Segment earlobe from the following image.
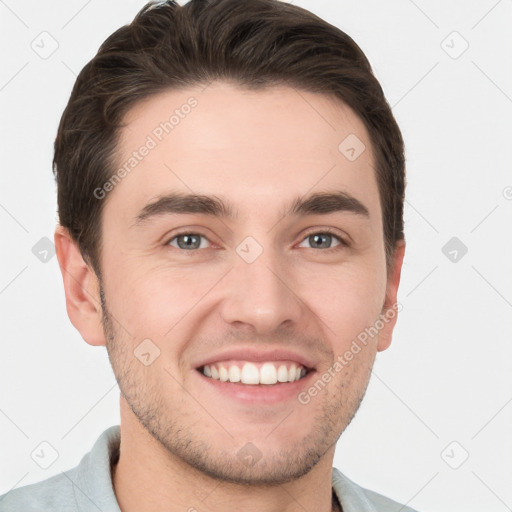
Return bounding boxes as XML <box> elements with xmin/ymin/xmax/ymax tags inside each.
<box><xmin>377</xmin><ymin>239</ymin><xmax>406</xmax><ymax>352</ymax></box>
<box><xmin>54</xmin><ymin>225</ymin><xmax>106</xmax><ymax>347</ymax></box>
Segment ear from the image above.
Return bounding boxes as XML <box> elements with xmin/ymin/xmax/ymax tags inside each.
<box><xmin>54</xmin><ymin>225</ymin><xmax>106</xmax><ymax>346</ymax></box>
<box><xmin>377</xmin><ymin>239</ymin><xmax>406</xmax><ymax>352</ymax></box>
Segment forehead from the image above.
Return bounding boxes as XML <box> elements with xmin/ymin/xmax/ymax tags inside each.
<box><xmin>107</xmin><ymin>82</ymin><xmax>380</xmax><ymax>225</ymax></box>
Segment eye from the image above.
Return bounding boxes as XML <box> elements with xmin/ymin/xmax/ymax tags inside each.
<box><xmin>165</xmin><ymin>229</ymin><xmax>349</xmax><ymax>252</ymax></box>
<box><xmin>297</xmin><ymin>230</ymin><xmax>348</xmax><ymax>251</ymax></box>
<box><xmin>167</xmin><ymin>233</ymin><xmax>211</xmax><ymax>250</ymax></box>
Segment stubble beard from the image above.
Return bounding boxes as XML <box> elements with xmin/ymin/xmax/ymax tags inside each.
<box><xmin>99</xmin><ymin>281</ymin><xmax>373</xmax><ymax>486</ymax></box>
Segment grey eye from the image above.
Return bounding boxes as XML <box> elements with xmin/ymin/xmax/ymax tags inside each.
<box><xmin>169</xmin><ymin>233</ymin><xmax>209</xmax><ymax>250</ymax></box>
<box><xmin>298</xmin><ymin>233</ymin><xmax>342</xmax><ymax>249</ymax></box>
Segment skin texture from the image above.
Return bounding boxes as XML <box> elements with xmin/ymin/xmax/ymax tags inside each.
<box><xmin>55</xmin><ymin>81</ymin><xmax>405</xmax><ymax>512</ymax></box>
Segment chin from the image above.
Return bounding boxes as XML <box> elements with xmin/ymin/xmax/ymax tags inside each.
<box><xmin>180</xmin><ymin>446</ymin><xmax>325</xmax><ymax>486</ymax></box>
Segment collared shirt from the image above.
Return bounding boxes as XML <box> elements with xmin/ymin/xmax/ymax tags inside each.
<box><xmin>0</xmin><ymin>425</ymin><xmax>419</xmax><ymax>512</ymax></box>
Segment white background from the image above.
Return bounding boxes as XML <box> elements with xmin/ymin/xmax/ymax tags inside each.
<box><xmin>1</xmin><ymin>1</ymin><xmax>511</xmax><ymax>511</ymax></box>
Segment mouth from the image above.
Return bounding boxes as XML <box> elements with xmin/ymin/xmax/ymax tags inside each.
<box><xmin>192</xmin><ymin>348</ymin><xmax>318</xmax><ymax>403</ymax></box>
<box><xmin>198</xmin><ymin>360</ymin><xmax>311</xmax><ymax>385</ymax></box>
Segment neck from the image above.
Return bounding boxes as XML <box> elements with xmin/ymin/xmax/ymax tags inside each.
<box><xmin>112</xmin><ymin>406</ymin><xmax>339</xmax><ymax>512</ymax></box>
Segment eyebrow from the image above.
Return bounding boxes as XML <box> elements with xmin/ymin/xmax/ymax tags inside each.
<box><xmin>132</xmin><ymin>190</ymin><xmax>370</xmax><ymax>226</ymax></box>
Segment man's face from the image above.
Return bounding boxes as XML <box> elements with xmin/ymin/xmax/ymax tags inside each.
<box><xmin>97</xmin><ymin>82</ymin><xmax>402</xmax><ymax>484</ymax></box>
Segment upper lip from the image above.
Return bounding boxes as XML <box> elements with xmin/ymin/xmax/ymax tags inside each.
<box><xmin>193</xmin><ymin>347</ymin><xmax>317</xmax><ymax>371</ymax></box>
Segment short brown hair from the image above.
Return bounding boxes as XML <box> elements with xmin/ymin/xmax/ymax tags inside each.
<box><xmin>53</xmin><ymin>0</ymin><xmax>405</xmax><ymax>278</ymax></box>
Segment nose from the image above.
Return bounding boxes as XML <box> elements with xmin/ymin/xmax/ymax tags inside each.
<box><xmin>219</xmin><ymin>243</ymin><xmax>304</xmax><ymax>335</ymax></box>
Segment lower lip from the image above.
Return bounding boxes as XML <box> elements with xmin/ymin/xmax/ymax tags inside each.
<box><xmin>196</xmin><ymin>370</ymin><xmax>316</xmax><ymax>404</ymax></box>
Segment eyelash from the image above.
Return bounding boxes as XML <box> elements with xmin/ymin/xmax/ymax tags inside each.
<box><xmin>165</xmin><ymin>228</ymin><xmax>350</xmax><ymax>254</ymax></box>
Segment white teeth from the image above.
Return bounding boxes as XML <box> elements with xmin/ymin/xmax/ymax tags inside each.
<box><xmin>277</xmin><ymin>364</ymin><xmax>288</xmax><ymax>382</ymax></box>
<box><xmin>219</xmin><ymin>366</ymin><xmax>229</xmax><ymax>382</ymax></box>
<box><xmin>228</xmin><ymin>365</ymin><xmax>241</xmax><ymax>383</ymax></box>
<box><xmin>201</xmin><ymin>361</ymin><xmax>308</xmax><ymax>385</ymax></box>
<box><xmin>260</xmin><ymin>363</ymin><xmax>277</xmax><ymax>385</ymax></box>
<box><xmin>241</xmin><ymin>362</ymin><xmax>260</xmax><ymax>384</ymax></box>
<box><xmin>288</xmin><ymin>364</ymin><xmax>297</xmax><ymax>382</ymax></box>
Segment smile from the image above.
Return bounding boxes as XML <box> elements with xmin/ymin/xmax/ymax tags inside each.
<box><xmin>200</xmin><ymin>361</ymin><xmax>309</xmax><ymax>385</ymax></box>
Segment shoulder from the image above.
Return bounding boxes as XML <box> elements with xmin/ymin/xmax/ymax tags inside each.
<box><xmin>0</xmin><ymin>470</ymin><xmax>78</xmax><ymax>512</ymax></box>
<box><xmin>0</xmin><ymin>425</ymin><xmax>121</xmax><ymax>512</ymax></box>
<box><xmin>332</xmin><ymin>467</ymin><xmax>420</xmax><ymax>512</ymax></box>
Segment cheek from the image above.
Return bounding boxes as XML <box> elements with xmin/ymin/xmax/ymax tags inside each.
<box><xmin>106</xmin><ymin>262</ymin><xmax>219</xmax><ymax>340</ymax></box>
<box><xmin>104</xmin><ymin>240</ymin><xmax>387</xmax><ymax>347</ymax></box>
<box><xmin>303</xmin><ymin>261</ymin><xmax>386</xmax><ymax>345</ymax></box>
